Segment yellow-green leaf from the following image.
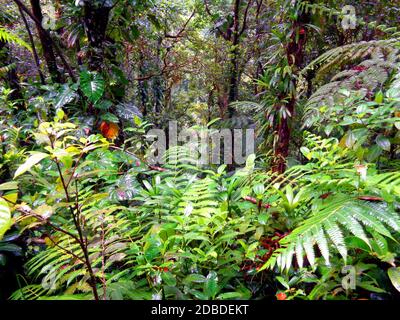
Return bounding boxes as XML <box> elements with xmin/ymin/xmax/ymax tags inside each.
<box><xmin>388</xmin><ymin>267</ymin><xmax>400</xmax><ymax>292</ymax></box>
<box><xmin>14</xmin><ymin>152</ymin><xmax>50</xmax><ymax>178</ymax></box>
<box><xmin>0</xmin><ymin>197</ymin><xmax>12</xmax><ymax>240</ymax></box>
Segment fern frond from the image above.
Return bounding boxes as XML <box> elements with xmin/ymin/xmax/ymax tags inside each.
<box><xmin>0</xmin><ymin>62</ymin><xmax>16</xmax><ymax>76</ymax></box>
<box><xmin>302</xmin><ymin>43</ymin><xmax>400</xmax><ymax>128</ymax></box>
<box><xmin>264</xmin><ymin>194</ymin><xmax>400</xmax><ymax>271</ymax></box>
<box><xmin>0</xmin><ymin>27</ymin><xmax>31</xmax><ymax>51</ymax></box>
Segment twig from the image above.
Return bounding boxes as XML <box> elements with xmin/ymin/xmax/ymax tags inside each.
<box><xmin>239</xmin><ymin>0</ymin><xmax>253</xmax><ymax>37</ymax></box>
<box><xmin>12</xmin><ymin>0</ymin><xmax>76</xmax><ymax>82</ymax></box>
<box><xmin>17</xmin><ymin>4</ymin><xmax>46</xmax><ymax>84</ymax></box>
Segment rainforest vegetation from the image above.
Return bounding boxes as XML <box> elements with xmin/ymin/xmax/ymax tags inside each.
<box><xmin>1</xmin><ymin>0</ymin><xmax>400</xmax><ymax>301</ymax></box>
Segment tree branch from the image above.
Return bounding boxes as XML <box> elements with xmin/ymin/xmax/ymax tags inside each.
<box><xmin>17</xmin><ymin>4</ymin><xmax>46</xmax><ymax>84</ymax></box>
<box><xmin>12</xmin><ymin>0</ymin><xmax>76</xmax><ymax>82</ymax></box>
<box><xmin>165</xmin><ymin>10</ymin><xmax>195</xmax><ymax>39</ymax></box>
<box><xmin>239</xmin><ymin>0</ymin><xmax>253</xmax><ymax>37</ymax></box>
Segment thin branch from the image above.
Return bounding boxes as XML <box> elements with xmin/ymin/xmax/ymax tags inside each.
<box><xmin>13</xmin><ymin>204</ymin><xmax>81</xmax><ymax>244</ymax></box>
<box><xmin>164</xmin><ymin>10</ymin><xmax>195</xmax><ymax>39</ymax></box>
<box><xmin>12</xmin><ymin>0</ymin><xmax>76</xmax><ymax>82</ymax></box>
<box><xmin>17</xmin><ymin>4</ymin><xmax>46</xmax><ymax>84</ymax></box>
<box><xmin>239</xmin><ymin>0</ymin><xmax>253</xmax><ymax>37</ymax></box>
<box><xmin>45</xmin><ymin>235</ymin><xmax>84</xmax><ymax>263</ymax></box>
<box><xmin>49</xmin><ymin>134</ymin><xmax>99</xmax><ymax>300</ymax></box>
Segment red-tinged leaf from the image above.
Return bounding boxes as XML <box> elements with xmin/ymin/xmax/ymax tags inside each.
<box><xmin>357</xmin><ymin>196</ymin><xmax>384</xmax><ymax>202</ymax></box>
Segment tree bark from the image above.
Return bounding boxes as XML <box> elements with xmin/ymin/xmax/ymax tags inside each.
<box><xmin>205</xmin><ymin>0</ymin><xmax>252</xmax><ymax>119</ymax></box>
<box><xmin>83</xmin><ymin>2</ymin><xmax>111</xmax><ymax>72</ymax></box>
<box><xmin>138</xmin><ymin>52</ymin><xmax>149</xmax><ymax>116</ymax></box>
<box><xmin>227</xmin><ymin>0</ymin><xmax>241</xmax><ymax>116</ymax></box>
<box><xmin>30</xmin><ymin>0</ymin><xmax>62</xmax><ymax>83</ymax></box>
<box><xmin>272</xmin><ymin>2</ymin><xmax>310</xmax><ymax>174</ymax></box>
<box><xmin>18</xmin><ymin>4</ymin><xmax>46</xmax><ymax>84</ymax></box>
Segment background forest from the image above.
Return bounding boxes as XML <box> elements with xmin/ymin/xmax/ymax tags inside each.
<box><xmin>1</xmin><ymin>0</ymin><xmax>400</xmax><ymax>300</ymax></box>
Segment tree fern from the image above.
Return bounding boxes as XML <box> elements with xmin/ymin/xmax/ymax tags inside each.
<box><xmin>302</xmin><ymin>42</ymin><xmax>400</xmax><ymax>127</ymax></box>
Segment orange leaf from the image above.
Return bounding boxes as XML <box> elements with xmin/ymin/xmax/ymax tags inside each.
<box><xmin>99</xmin><ymin>121</ymin><xmax>119</xmax><ymax>140</ymax></box>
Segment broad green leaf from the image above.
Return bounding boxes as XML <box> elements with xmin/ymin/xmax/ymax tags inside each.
<box><xmin>0</xmin><ymin>181</ymin><xmax>18</xmax><ymax>191</ymax></box>
<box><xmin>324</xmin><ymin>124</ymin><xmax>334</xmax><ymax>136</ymax></box>
<box><xmin>14</xmin><ymin>152</ymin><xmax>50</xmax><ymax>178</ymax></box>
<box><xmin>375</xmin><ymin>91</ymin><xmax>384</xmax><ymax>103</ymax></box>
<box><xmin>340</xmin><ymin>116</ymin><xmax>355</xmax><ymax>126</ymax></box>
<box><xmin>258</xmin><ymin>213</ymin><xmax>269</xmax><ymax>225</ymax></box>
<box><xmin>388</xmin><ymin>267</ymin><xmax>400</xmax><ymax>292</ymax></box>
<box><xmin>300</xmin><ymin>146</ymin><xmax>312</xmax><ymax>160</ymax></box>
<box><xmin>80</xmin><ymin>71</ymin><xmax>105</xmax><ymax>103</ymax></box>
<box><xmin>54</xmin><ymin>84</ymin><xmax>77</xmax><ymax>109</ymax></box>
<box><xmin>204</xmin><ymin>271</ymin><xmax>218</xmax><ymax>299</ymax></box>
<box><xmin>217</xmin><ymin>292</ymin><xmax>243</xmax><ymax>300</ymax></box>
<box><xmin>0</xmin><ymin>198</ymin><xmax>12</xmax><ymax>240</ymax></box>
<box><xmin>345</xmin><ymin>130</ymin><xmax>356</xmax><ymax>148</ymax></box>
<box><xmin>2</xmin><ymin>193</ymin><xmax>18</xmax><ymax>206</ymax></box>
<box><xmin>376</xmin><ymin>134</ymin><xmax>391</xmax><ymax>151</ymax></box>
<box><xmin>183</xmin><ymin>274</ymin><xmax>206</xmax><ymax>284</ymax></box>
<box><xmin>357</xmin><ymin>282</ymin><xmax>386</xmax><ymax>293</ymax></box>
<box><xmin>161</xmin><ymin>272</ymin><xmax>176</xmax><ymax>286</ymax></box>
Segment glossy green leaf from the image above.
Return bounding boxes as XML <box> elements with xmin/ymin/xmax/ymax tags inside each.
<box><xmin>0</xmin><ymin>198</ymin><xmax>12</xmax><ymax>240</ymax></box>
<box><xmin>14</xmin><ymin>152</ymin><xmax>49</xmax><ymax>178</ymax></box>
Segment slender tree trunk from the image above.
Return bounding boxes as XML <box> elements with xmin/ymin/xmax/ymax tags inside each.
<box><xmin>273</xmin><ymin>2</ymin><xmax>310</xmax><ymax>173</ymax></box>
<box><xmin>18</xmin><ymin>4</ymin><xmax>45</xmax><ymax>84</ymax></box>
<box><xmin>83</xmin><ymin>2</ymin><xmax>111</xmax><ymax>72</ymax></box>
<box><xmin>254</xmin><ymin>1</ymin><xmax>264</xmax><ymax>95</ymax></box>
<box><xmin>30</xmin><ymin>0</ymin><xmax>62</xmax><ymax>83</ymax></box>
<box><xmin>138</xmin><ymin>52</ymin><xmax>149</xmax><ymax>116</ymax></box>
<box><xmin>152</xmin><ymin>38</ymin><xmax>164</xmax><ymax>117</ymax></box>
<box><xmin>227</xmin><ymin>0</ymin><xmax>241</xmax><ymax>117</ymax></box>
<box><xmin>207</xmin><ymin>89</ymin><xmax>214</xmax><ymax>123</ymax></box>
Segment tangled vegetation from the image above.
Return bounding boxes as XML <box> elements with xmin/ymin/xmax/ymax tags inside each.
<box><xmin>1</xmin><ymin>0</ymin><xmax>400</xmax><ymax>301</ymax></box>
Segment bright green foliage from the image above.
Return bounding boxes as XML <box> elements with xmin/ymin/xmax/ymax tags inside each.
<box><xmin>2</xmin><ymin>0</ymin><xmax>400</xmax><ymax>302</ymax></box>
<box><xmin>0</xmin><ymin>27</ymin><xmax>31</xmax><ymax>51</ymax></box>
<box><xmin>267</xmin><ymin>194</ymin><xmax>400</xmax><ymax>271</ymax></box>
<box><xmin>0</xmin><ymin>197</ymin><xmax>11</xmax><ymax>240</ymax></box>
<box><xmin>80</xmin><ymin>71</ymin><xmax>105</xmax><ymax>104</ymax></box>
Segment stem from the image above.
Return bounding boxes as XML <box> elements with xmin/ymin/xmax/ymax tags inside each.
<box><xmin>100</xmin><ymin>212</ymin><xmax>107</xmax><ymax>300</ymax></box>
<box><xmin>17</xmin><ymin>4</ymin><xmax>46</xmax><ymax>84</ymax></box>
<box><xmin>12</xmin><ymin>0</ymin><xmax>76</xmax><ymax>81</ymax></box>
<box><xmin>52</xmin><ymin>151</ymin><xmax>99</xmax><ymax>300</ymax></box>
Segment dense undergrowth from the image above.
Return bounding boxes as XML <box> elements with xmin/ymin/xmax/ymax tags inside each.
<box><xmin>1</xmin><ymin>0</ymin><xmax>400</xmax><ymax>301</ymax></box>
<box><xmin>2</xmin><ymin>107</ymin><xmax>400</xmax><ymax>300</ymax></box>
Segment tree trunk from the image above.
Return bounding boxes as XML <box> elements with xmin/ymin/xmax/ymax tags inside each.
<box><xmin>138</xmin><ymin>52</ymin><xmax>149</xmax><ymax>116</ymax></box>
<box><xmin>227</xmin><ymin>0</ymin><xmax>241</xmax><ymax>117</ymax></box>
<box><xmin>272</xmin><ymin>2</ymin><xmax>310</xmax><ymax>173</ymax></box>
<box><xmin>18</xmin><ymin>4</ymin><xmax>45</xmax><ymax>84</ymax></box>
<box><xmin>30</xmin><ymin>0</ymin><xmax>62</xmax><ymax>83</ymax></box>
<box><xmin>83</xmin><ymin>2</ymin><xmax>111</xmax><ymax>72</ymax></box>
